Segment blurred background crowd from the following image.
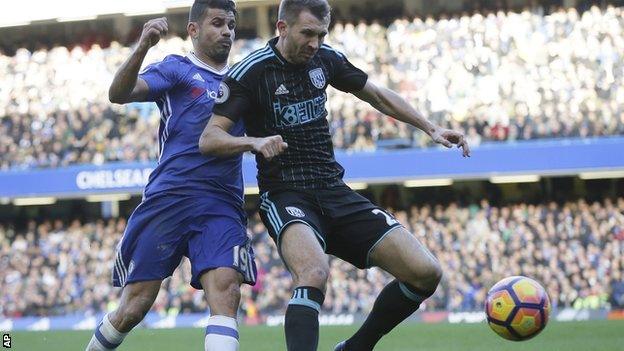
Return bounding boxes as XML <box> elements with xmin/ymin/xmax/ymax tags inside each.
<box><xmin>2</xmin><ymin>6</ymin><xmax>624</xmax><ymax>169</ymax></box>
<box><xmin>2</xmin><ymin>197</ymin><xmax>623</xmax><ymax>318</ymax></box>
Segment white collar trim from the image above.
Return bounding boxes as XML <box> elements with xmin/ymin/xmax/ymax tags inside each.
<box><xmin>187</xmin><ymin>52</ymin><xmax>229</xmax><ymax>75</ymax></box>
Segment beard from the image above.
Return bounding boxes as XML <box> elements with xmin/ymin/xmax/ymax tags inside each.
<box><xmin>286</xmin><ymin>39</ymin><xmax>313</xmax><ymax>65</ymax></box>
<box><xmin>208</xmin><ymin>45</ymin><xmax>231</xmax><ymax>64</ymax></box>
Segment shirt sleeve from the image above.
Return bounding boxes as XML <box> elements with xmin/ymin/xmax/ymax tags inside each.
<box><xmin>212</xmin><ymin>76</ymin><xmax>253</xmax><ymax>122</ymax></box>
<box><xmin>327</xmin><ymin>50</ymin><xmax>369</xmax><ymax>93</ymax></box>
<box><xmin>138</xmin><ymin>57</ymin><xmax>180</xmax><ymax>101</ymax></box>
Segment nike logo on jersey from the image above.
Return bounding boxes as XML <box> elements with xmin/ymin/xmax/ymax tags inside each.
<box><xmin>275</xmin><ymin>84</ymin><xmax>290</xmax><ymax>95</ymax></box>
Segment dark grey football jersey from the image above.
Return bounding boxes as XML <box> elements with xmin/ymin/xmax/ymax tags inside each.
<box><xmin>213</xmin><ymin>37</ymin><xmax>368</xmax><ymax>191</ymax></box>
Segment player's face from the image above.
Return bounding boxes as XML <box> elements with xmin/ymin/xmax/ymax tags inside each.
<box><xmin>189</xmin><ymin>8</ymin><xmax>236</xmax><ymax>63</ymax></box>
<box><xmin>282</xmin><ymin>10</ymin><xmax>329</xmax><ymax>64</ymax></box>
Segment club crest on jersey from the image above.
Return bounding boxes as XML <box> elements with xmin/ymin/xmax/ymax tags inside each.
<box><xmin>309</xmin><ymin>68</ymin><xmax>326</xmax><ymax>89</ymax></box>
<box><xmin>286</xmin><ymin>206</ymin><xmax>306</xmax><ymax>218</ymax></box>
<box><xmin>215</xmin><ymin>81</ymin><xmax>230</xmax><ymax>104</ymax></box>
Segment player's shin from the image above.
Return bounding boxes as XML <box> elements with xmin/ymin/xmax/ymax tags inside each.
<box><xmin>285</xmin><ymin>286</ymin><xmax>325</xmax><ymax>351</ymax></box>
<box><xmin>205</xmin><ymin>315</ymin><xmax>240</xmax><ymax>351</ymax></box>
<box><xmin>85</xmin><ymin>314</ymin><xmax>128</xmax><ymax>351</ymax></box>
<box><xmin>344</xmin><ymin>280</ymin><xmax>434</xmax><ymax>351</ymax></box>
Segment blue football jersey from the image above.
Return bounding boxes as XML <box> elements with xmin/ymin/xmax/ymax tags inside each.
<box><xmin>139</xmin><ymin>53</ymin><xmax>245</xmax><ymax>211</ymax></box>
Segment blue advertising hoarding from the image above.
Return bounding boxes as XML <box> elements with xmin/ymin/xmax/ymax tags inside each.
<box><xmin>0</xmin><ymin>137</ymin><xmax>623</xmax><ymax>199</ymax></box>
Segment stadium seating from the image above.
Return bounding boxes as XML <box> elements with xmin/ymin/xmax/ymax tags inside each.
<box><xmin>2</xmin><ymin>198</ymin><xmax>622</xmax><ymax>318</ymax></box>
<box><xmin>1</xmin><ymin>6</ymin><xmax>623</xmax><ymax>170</ymax></box>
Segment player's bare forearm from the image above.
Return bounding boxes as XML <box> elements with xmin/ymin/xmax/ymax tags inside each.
<box><xmin>108</xmin><ymin>45</ymin><xmax>150</xmax><ymax>104</ymax></box>
<box><xmin>354</xmin><ymin>80</ymin><xmax>470</xmax><ymax>156</ymax></box>
<box><xmin>354</xmin><ymin>80</ymin><xmax>436</xmax><ymax>136</ymax></box>
<box><xmin>199</xmin><ymin>115</ymin><xmax>288</xmax><ymax>159</ymax></box>
<box><xmin>199</xmin><ymin>123</ymin><xmax>257</xmax><ymax>157</ymax></box>
<box><xmin>109</xmin><ymin>17</ymin><xmax>168</xmax><ymax>104</ymax></box>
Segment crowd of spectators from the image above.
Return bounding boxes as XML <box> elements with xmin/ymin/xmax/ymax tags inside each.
<box><xmin>327</xmin><ymin>5</ymin><xmax>624</xmax><ymax>150</ymax></box>
<box><xmin>1</xmin><ymin>6</ymin><xmax>624</xmax><ymax>170</ymax></box>
<box><xmin>1</xmin><ymin>197</ymin><xmax>623</xmax><ymax>319</ymax></box>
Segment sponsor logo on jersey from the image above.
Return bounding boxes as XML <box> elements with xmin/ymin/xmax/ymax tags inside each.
<box><xmin>272</xmin><ymin>93</ymin><xmax>327</xmax><ymax>127</ymax></box>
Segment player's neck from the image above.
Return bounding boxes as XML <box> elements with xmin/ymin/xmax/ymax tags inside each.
<box><xmin>275</xmin><ymin>38</ymin><xmax>295</xmax><ymax>64</ymax></box>
<box><xmin>192</xmin><ymin>49</ymin><xmax>227</xmax><ymax>71</ymax></box>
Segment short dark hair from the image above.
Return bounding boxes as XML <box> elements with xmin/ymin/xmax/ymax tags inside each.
<box><xmin>278</xmin><ymin>0</ymin><xmax>331</xmax><ymax>24</ymax></box>
<box><xmin>189</xmin><ymin>0</ymin><xmax>237</xmax><ymax>23</ymax></box>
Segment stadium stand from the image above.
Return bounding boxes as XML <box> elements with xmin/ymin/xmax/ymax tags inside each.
<box><xmin>1</xmin><ymin>6</ymin><xmax>624</xmax><ymax>170</ymax></box>
<box><xmin>2</xmin><ymin>198</ymin><xmax>622</xmax><ymax>318</ymax></box>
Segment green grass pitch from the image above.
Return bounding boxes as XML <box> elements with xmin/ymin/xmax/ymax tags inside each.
<box><xmin>8</xmin><ymin>320</ymin><xmax>624</xmax><ymax>351</ymax></box>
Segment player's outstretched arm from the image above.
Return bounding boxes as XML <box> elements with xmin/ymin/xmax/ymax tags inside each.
<box><xmin>199</xmin><ymin>115</ymin><xmax>288</xmax><ymax>160</ymax></box>
<box><xmin>353</xmin><ymin>80</ymin><xmax>470</xmax><ymax>157</ymax></box>
<box><xmin>109</xmin><ymin>17</ymin><xmax>168</xmax><ymax>104</ymax></box>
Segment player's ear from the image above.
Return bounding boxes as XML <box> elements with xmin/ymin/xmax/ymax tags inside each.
<box><xmin>187</xmin><ymin>22</ymin><xmax>199</xmax><ymax>40</ymax></box>
<box><xmin>276</xmin><ymin>20</ymin><xmax>288</xmax><ymax>37</ymax></box>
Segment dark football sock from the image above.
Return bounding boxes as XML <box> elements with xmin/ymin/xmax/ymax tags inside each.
<box><xmin>345</xmin><ymin>280</ymin><xmax>433</xmax><ymax>351</ymax></box>
<box><xmin>285</xmin><ymin>286</ymin><xmax>325</xmax><ymax>351</ymax></box>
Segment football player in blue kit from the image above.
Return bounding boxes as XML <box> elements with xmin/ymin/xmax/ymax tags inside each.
<box><xmin>85</xmin><ymin>1</ymin><xmax>255</xmax><ymax>351</ymax></box>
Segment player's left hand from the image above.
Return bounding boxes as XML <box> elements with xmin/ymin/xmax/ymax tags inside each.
<box><xmin>431</xmin><ymin>127</ymin><xmax>471</xmax><ymax>157</ymax></box>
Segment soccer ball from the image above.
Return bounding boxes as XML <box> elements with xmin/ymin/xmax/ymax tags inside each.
<box><xmin>485</xmin><ymin>276</ymin><xmax>551</xmax><ymax>341</ymax></box>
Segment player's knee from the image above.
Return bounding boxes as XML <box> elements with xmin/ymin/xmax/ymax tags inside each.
<box><xmin>405</xmin><ymin>259</ymin><xmax>443</xmax><ymax>292</ymax></box>
<box><xmin>212</xmin><ymin>273</ymin><xmax>241</xmax><ymax>295</ymax></box>
<box><xmin>423</xmin><ymin>260</ymin><xmax>443</xmax><ymax>290</ymax></box>
<box><xmin>216</xmin><ymin>281</ymin><xmax>242</xmax><ymax>307</ymax></box>
<box><xmin>206</xmin><ymin>272</ymin><xmax>242</xmax><ymax>314</ymax></box>
<box><xmin>226</xmin><ymin>281</ymin><xmax>242</xmax><ymax>300</ymax></box>
<box><xmin>428</xmin><ymin>260</ymin><xmax>443</xmax><ymax>286</ymax></box>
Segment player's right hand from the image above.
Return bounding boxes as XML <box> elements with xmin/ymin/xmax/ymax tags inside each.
<box><xmin>139</xmin><ymin>17</ymin><xmax>168</xmax><ymax>50</ymax></box>
<box><xmin>252</xmin><ymin>135</ymin><xmax>288</xmax><ymax>161</ymax></box>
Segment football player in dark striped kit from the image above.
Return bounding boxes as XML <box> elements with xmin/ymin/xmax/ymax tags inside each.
<box><xmin>200</xmin><ymin>1</ymin><xmax>470</xmax><ymax>350</ymax></box>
